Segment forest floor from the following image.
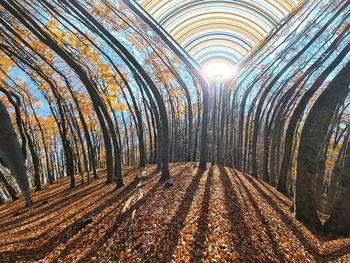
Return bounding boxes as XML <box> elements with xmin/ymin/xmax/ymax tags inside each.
<box><xmin>0</xmin><ymin>163</ymin><xmax>350</xmax><ymax>262</ymax></box>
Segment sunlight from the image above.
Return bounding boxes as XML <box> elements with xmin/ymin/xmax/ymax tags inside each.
<box><xmin>203</xmin><ymin>61</ymin><xmax>237</xmax><ymax>80</ymax></box>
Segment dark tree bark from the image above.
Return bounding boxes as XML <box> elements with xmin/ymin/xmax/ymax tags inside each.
<box><xmin>295</xmin><ymin>57</ymin><xmax>350</xmax><ymax>229</ymax></box>
<box><xmin>0</xmin><ymin>170</ymin><xmax>18</xmax><ymax>202</ymax></box>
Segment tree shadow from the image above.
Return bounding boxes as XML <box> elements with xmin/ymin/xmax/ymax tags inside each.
<box><xmin>53</xmin><ymin>168</ymin><xmax>162</xmax><ymax>261</ymax></box>
<box><xmin>151</xmin><ymin>167</ymin><xmax>206</xmax><ymax>262</ymax></box>
<box><xmin>78</xmin><ymin>171</ymin><xmax>163</xmax><ymax>262</ymax></box>
<box><xmin>0</xmin><ymin>182</ymin><xmax>120</xmax><ymax>246</ymax></box>
<box><xmin>0</xmin><ymin>167</ymin><xmax>135</xmax><ymax>220</ymax></box>
<box><xmin>123</xmin><ymin>166</ymin><xmax>142</xmax><ymax>177</ymax></box>
<box><xmin>0</xmin><ymin>171</ymin><xmax>146</xmax><ymax>262</ymax></box>
<box><xmin>1</xmin><ymin>167</ymin><xmax>142</xmax><ymax>234</ymax></box>
<box><xmin>245</xmin><ymin>172</ymin><xmax>292</xmax><ymax>207</ymax></box>
<box><xmin>218</xmin><ymin>165</ymin><xmax>258</xmax><ymax>259</ymax></box>
<box><xmin>0</xmin><ymin>180</ymin><xmax>107</xmax><ymax>232</ymax></box>
<box><xmin>0</xmin><ymin>176</ymin><xmax>72</xmax><ymax>221</ymax></box>
<box><xmin>241</xmin><ymin>172</ymin><xmax>350</xmax><ymax>261</ymax></box>
<box><xmin>232</xmin><ymin>169</ymin><xmax>286</xmax><ymax>260</ymax></box>
<box><xmin>99</xmin><ymin>163</ymin><xmax>205</xmax><ymax>262</ymax></box>
<box><xmin>189</xmin><ymin>164</ymin><xmax>214</xmax><ymax>261</ymax></box>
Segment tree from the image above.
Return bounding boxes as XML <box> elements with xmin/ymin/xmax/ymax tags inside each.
<box><xmin>0</xmin><ymin>98</ymin><xmax>32</xmax><ymax>206</ymax></box>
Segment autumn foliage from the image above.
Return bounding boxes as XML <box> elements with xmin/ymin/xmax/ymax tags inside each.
<box><xmin>1</xmin><ymin>0</ymin><xmax>350</xmax><ymax>262</ymax></box>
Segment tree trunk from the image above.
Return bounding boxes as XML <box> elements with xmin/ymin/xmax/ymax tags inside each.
<box><xmin>0</xmin><ymin>99</ymin><xmax>31</xmax><ymax>206</ymax></box>
<box><xmin>295</xmin><ymin>58</ymin><xmax>350</xmax><ymax>229</ymax></box>
<box><xmin>278</xmin><ymin>40</ymin><xmax>350</xmax><ymax>193</ymax></box>
<box><xmin>0</xmin><ymin>170</ymin><xmax>18</xmax><ymax>201</ymax></box>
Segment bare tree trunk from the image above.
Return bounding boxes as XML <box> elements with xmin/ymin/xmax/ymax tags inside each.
<box><xmin>0</xmin><ymin>170</ymin><xmax>18</xmax><ymax>201</ymax></box>
<box><xmin>0</xmin><ymin>99</ymin><xmax>31</xmax><ymax>206</ymax></box>
<box><xmin>295</xmin><ymin>58</ymin><xmax>350</xmax><ymax>229</ymax></box>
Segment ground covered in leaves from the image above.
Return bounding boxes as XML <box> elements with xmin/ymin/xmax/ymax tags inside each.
<box><xmin>0</xmin><ymin>163</ymin><xmax>350</xmax><ymax>262</ymax></box>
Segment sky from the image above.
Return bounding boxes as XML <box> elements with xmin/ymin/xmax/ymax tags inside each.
<box><xmin>138</xmin><ymin>0</ymin><xmax>302</xmax><ymax>67</ymax></box>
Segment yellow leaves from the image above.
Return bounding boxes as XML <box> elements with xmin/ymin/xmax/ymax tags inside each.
<box><xmin>155</xmin><ymin>69</ymin><xmax>173</xmax><ymax>85</ymax></box>
<box><xmin>56</xmin><ymin>30</ymin><xmax>66</xmax><ymax>45</ymax></box>
<box><xmin>29</xmin><ymin>115</ymin><xmax>37</xmax><ymax>125</ymax></box>
<box><xmin>47</xmin><ymin>19</ymin><xmax>59</xmax><ymax>31</ymax></box>
<box><xmin>104</xmin><ymin>78</ymin><xmax>119</xmax><ymax>91</ymax></box>
<box><xmin>47</xmin><ymin>19</ymin><xmax>66</xmax><ymax>45</ymax></box>
<box><xmin>101</xmin><ymin>92</ymin><xmax>125</xmax><ymax>112</ymax></box>
<box><xmin>0</xmin><ymin>53</ymin><xmax>15</xmax><ymax>76</ymax></box>
<box><xmin>110</xmin><ymin>85</ymin><xmax>121</xmax><ymax>93</ymax></box>
<box><xmin>89</xmin><ymin>51</ymin><xmax>100</xmax><ymax>62</ymax></box>
<box><xmin>99</xmin><ymin>68</ymin><xmax>125</xmax><ymax>92</ymax></box>
<box><xmin>99</xmin><ymin>63</ymin><xmax>110</xmax><ymax>73</ymax></box>
<box><xmin>14</xmin><ymin>25</ymin><xmax>31</xmax><ymax>40</ymax></box>
<box><xmin>81</xmin><ymin>104</ymin><xmax>93</xmax><ymax>117</ymax></box>
<box><xmin>67</xmin><ymin>33</ymin><xmax>77</xmax><ymax>47</ymax></box>
<box><xmin>229</xmin><ymin>85</ymin><xmax>237</xmax><ymax>91</ymax></box>
<box><xmin>102</xmin><ymin>71</ymin><xmax>114</xmax><ymax>80</ymax></box>
<box><xmin>45</xmin><ymin>115</ymin><xmax>56</xmax><ymax>128</ymax></box>
<box><xmin>46</xmin><ymin>53</ymin><xmax>54</xmax><ymax>64</ymax></box>
<box><xmin>81</xmin><ymin>44</ymin><xmax>92</xmax><ymax>58</ymax></box>
<box><xmin>111</xmin><ymin>101</ymin><xmax>125</xmax><ymax>112</ymax></box>
<box><xmin>75</xmin><ymin>92</ymin><xmax>86</xmax><ymax>102</ymax></box>
<box><xmin>37</xmin><ymin>82</ymin><xmax>50</xmax><ymax>91</ymax></box>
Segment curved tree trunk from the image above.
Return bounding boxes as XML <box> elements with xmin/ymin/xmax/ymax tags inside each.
<box><xmin>0</xmin><ymin>99</ymin><xmax>32</xmax><ymax>206</ymax></box>
<box><xmin>295</xmin><ymin>58</ymin><xmax>350</xmax><ymax>229</ymax></box>
<box><xmin>278</xmin><ymin>40</ymin><xmax>350</xmax><ymax>193</ymax></box>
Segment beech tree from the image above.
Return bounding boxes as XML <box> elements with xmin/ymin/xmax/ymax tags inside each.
<box><xmin>0</xmin><ymin>0</ymin><xmax>350</xmax><ymax>237</ymax></box>
<box><xmin>0</xmin><ymin>98</ymin><xmax>32</xmax><ymax>206</ymax></box>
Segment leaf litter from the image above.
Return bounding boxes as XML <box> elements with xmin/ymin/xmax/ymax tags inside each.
<box><xmin>0</xmin><ymin>163</ymin><xmax>349</xmax><ymax>262</ymax></box>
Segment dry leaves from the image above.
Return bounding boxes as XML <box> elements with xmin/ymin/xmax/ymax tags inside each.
<box><xmin>0</xmin><ymin>163</ymin><xmax>350</xmax><ymax>262</ymax></box>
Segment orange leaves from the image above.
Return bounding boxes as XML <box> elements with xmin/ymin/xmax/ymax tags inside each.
<box><xmin>67</xmin><ymin>33</ymin><xmax>77</xmax><ymax>47</ymax></box>
<box><xmin>74</xmin><ymin>91</ymin><xmax>86</xmax><ymax>102</ymax></box>
<box><xmin>127</xmin><ymin>32</ymin><xmax>147</xmax><ymax>52</ymax></box>
<box><xmin>0</xmin><ymin>53</ymin><xmax>15</xmax><ymax>77</ymax></box>
<box><xmin>0</xmin><ymin>165</ymin><xmax>143</xmax><ymax>261</ymax></box>
<box><xmin>168</xmin><ymin>88</ymin><xmax>184</xmax><ymax>97</ymax></box>
<box><xmin>109</xmin><ymin>85</ymin><xmax>121</xmax><ymax>93</ymax></box>
<box><xmin>101</xmin><ymin>70</ymin><xmax>113</xmax><ymax>81</ymax></box>
<box><xmin>147</xmin><ymin>51</ymin><xmax>159</xmax><ymax>61</ymax></box>
<box><xmin>88</xmin><ymin>50</ymin><xmax>100</xmax><ymax>62</ymax></box>
<box><xmin>100</xmin><ymin>92</ymin><xmax>124</xmax><ymax>112</ymax></box>
<box><xmin>80</xmin><ymin>44</ymin><xmax>91</xmax><ymax>57</ymax></box>
<box><xmin>155</xmin><ymin>69</ymin><xmax>173</xmax><ymax>85</ymax></box>
<box><xmin>47</xmin><ymin>19</ymin><xmax>66</xmax><ymax>45</ymax></box>
<box><xmin>91</xmin><ymin>3</ymin><xmax>108</xmax><ymax>18</ymax></box>
<box><xmin>326</xmin><ymin>159</ymin><xmax>335</xmax><ymax>170</ymax></box>
<box><xmin>44</xmin><ymin>115</ymin><xmax>56</xmax><ymax>129</ymax></box>
<box><xmin>112</xmin><ymin>21</ymin><xmax>129</xmax><ymax>31</ymax></box>
<box><xmin>111</xmin><ymin>101</ymin><xmax>125</xmax><ymax>112</ymax></box>
<box><xmin>37</xmin><ymin>82</ymin><xmax>50</xmax><ymax>91</ymax></box>
<box><xmin>1</xmin><ymin>164</ymin><xmax>350</xmax><ymax>261</ymax></box>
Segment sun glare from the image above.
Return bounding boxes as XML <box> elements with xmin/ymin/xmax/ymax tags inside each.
<box><xmin>203</xmin><ymin>61</ymin><xmax>237</xmax><ymax>80</ymax></box>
